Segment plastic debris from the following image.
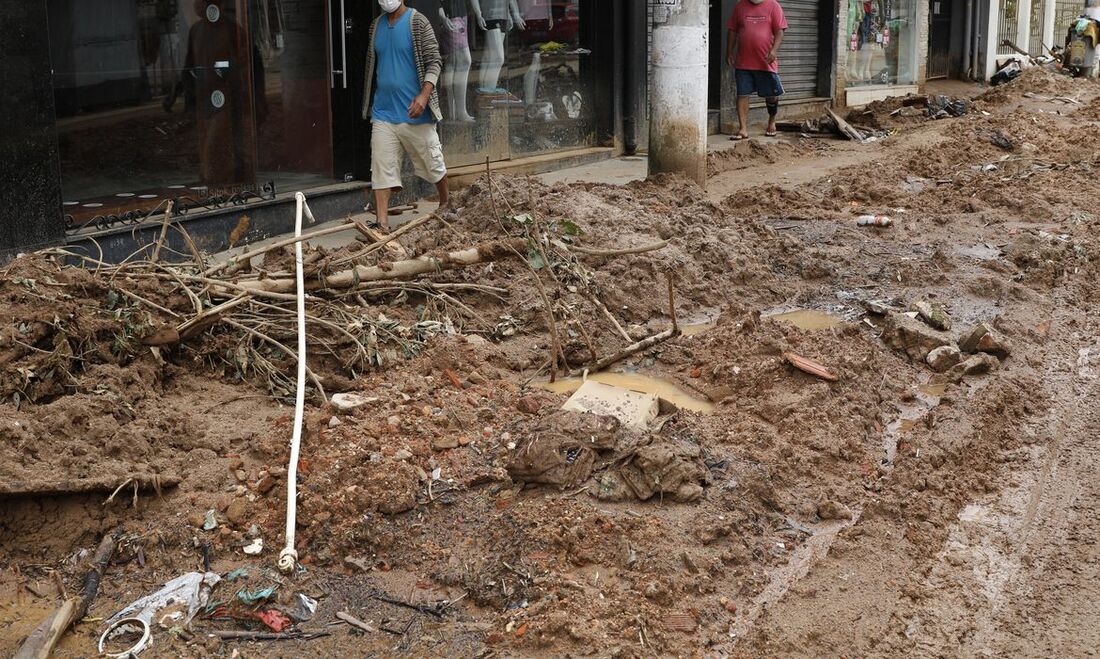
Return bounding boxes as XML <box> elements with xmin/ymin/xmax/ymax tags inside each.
<box><xmin>106</xmin><ymin>572</ymin><xmax>221</xmax><ymax>627</ymax></box>
<box><xmin>237</xmin><ymin>586</ymin><xmax>277</xmax><ymax>606</ymax></box>
<box><xmin>257</xmin><ymin>609</ymin><xmax>293</xmax><ymax>632</ymax></box>
<box><xmin>288</xmin><ymin>593</ymin><xmax>319</xmax><ymax>622</ymax></box>
<box><xmin>225</xmin><ymin>568</ymin><xmax>249</xmax><ymax>582</ymax></box>
<box><xmin>202</xmin><ymin>510</ymin><xmax>218</xmax><ymax>531</ymax></box>
<box><xmin>856</xmin><ymin>215</ymin><xmax>893</xmax><ymax>227</ymax></box>
<box><xmin>243</xmin><ymin>538</ymin><xmax>264</xmax><ymax>555</ymax></box>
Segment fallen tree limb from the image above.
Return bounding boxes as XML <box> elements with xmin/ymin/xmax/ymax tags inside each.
<box><xmin>582</xmin><ymin>327</ymin><xmax>680</xmax><ymax>374</ymax></box>
<box><xmin>236</xmin><ymin>238</ymin><xmax>526</xmax><ymax>295</ymax></box>
<box><xmin>587</xmin><ymin>294</ymin><xmax>633</xmax><ymax>343</ymax></box>
<box><xmin>14</xmin><ymin>531</ymin><xmax>118</xmax><ymax>659</ymax></box>
<box><xmin>0</xmin><ymin>474</ymin><xmax>180</xmax><ymax>497</ymax></box>
<box><xmin>329</xmin><ymin>214</ymin><xmax>438</xmax><ymax>267</ymax></box>
<box><xmin>570</xmin><ymin>240</ymin><xmax>670</xmax><ymax>257</ymax></box>
<box><xmin>211</xmin><ymin>631</ymin><xmax>331</xmax><ymax>641</ymax></box>
<box><xmin>203</xmin><ymin>220</ymin><xmax>356</xmax><ymax>277</ymax></box>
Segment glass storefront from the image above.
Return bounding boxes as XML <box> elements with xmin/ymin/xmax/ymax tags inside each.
<box><xmin>47</xmin><ymin>1</ymin><xmax>597</xmax><ymax>229</ymax></box>
<box><xmin>844</xmin><ymin>0</ymin><xmax>920</xmax><ymax>87</ymax></box>
<box><xmin>48</xmin><ymin>0</ymin><xmax>338</xmax><ymax>229</ymax></box>
<box><xmin>407</xmin><ymin>0</ymin><xmax>595</xmax><ymax>166</ymax></box>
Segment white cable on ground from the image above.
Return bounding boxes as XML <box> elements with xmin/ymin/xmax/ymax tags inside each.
<box><xmin>279</xmin><ymin>192</ymin><xmax>315</xmax><ymax>574</ymax></box>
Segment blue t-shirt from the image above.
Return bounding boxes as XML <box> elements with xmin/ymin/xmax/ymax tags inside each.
<box><xmin>373</xmin><ymin>10</ymin><xmax>434</xmax><ymax>124</ymax></box>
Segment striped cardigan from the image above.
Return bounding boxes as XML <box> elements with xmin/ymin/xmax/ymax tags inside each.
<box><xmin>361</xmin><ymin>8</ymin><xmax>444</xmax><ymax>122</ymax></box>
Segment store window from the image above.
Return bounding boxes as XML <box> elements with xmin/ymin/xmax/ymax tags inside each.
<box><xmin>407</xmin><ymin>0</ymin><xmax>594</xmax><ymax>166</ymax></box>
<box><xmin>47</xmin><ymin>0</ymin><xmax>337</xmax><ymax>230</ymax></box>
<box><xmin>844</xmin><ymin>0</ymin><xmax>920</xmax><ymax>87</ymax></box>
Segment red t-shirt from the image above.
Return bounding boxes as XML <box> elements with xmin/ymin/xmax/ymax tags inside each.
<box><xmin>727</xmin><ymin>0</ymin><xmax>788</xmax><ymax>73</ymax></box>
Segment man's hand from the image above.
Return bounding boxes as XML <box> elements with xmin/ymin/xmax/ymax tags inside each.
<box><xmin>727</xmin><ymin>52</ymin><xmax>736</xmax><ymax>68</ymax></box>
<box><xmin>765</xmin><ymin>49</ymin><xmax>778</xmax><ymax>64</ymax></box>
<box><xmin>408</xmin><ymin>92</ymin><xmax>429</xmax><ymax>119</ymax></box>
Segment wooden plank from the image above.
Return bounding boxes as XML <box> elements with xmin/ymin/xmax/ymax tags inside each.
<box><xmin>826</xmin><ymin>109</ymin><xmax>865</xmax><ymax>142</ymax></box>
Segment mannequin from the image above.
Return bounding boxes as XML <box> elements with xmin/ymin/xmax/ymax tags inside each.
<box><xmin>439</xmin><ymin>0</ymin><xmax>475</xmax><ymax>120</ymax></box>
<box><xmin>469</xmin><ymin>0</ymin><xmax>523</xmax><ymax>92</ymax></box>
<box><xmin>517</xmin><ymin>0</ymin><xmax>552</xmax><ymax>104</ymax></box>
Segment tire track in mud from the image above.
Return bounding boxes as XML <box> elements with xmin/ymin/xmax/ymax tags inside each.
<box><xmin>905</xmin><ymin>319</ymin><xmax>1100</xmax><ymax>657</ymax></box>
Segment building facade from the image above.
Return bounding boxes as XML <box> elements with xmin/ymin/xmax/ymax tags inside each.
<box><xmin>1</xmin><ymin>0</ymin><xmax>646</xmax><ymax>260</ymax></box>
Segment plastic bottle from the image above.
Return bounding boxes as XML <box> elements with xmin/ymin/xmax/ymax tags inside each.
<box><xmin>856</xmin><ymin>214</ymin><xmax>893</xmax><ymax>227</ymax></box>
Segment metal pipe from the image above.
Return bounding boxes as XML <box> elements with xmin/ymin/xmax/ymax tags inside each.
<box><xmin>622</xmin><ymin>0</ymin><xmax>644</xmax><ymax>155</ymax></box>
<box><xmin>973</xmin><ymin>0</ymin><xmax>984</xmax><ymax>80</ymax></box>
<box><xmin>648</xmin><ymin>0</ymin><xmax>708</xmax><ymax>186</ymax></box>
<box><xmin>963</xmin><ymin>0</ymin><xmax>974</xmax><ymax>79</ymax></box>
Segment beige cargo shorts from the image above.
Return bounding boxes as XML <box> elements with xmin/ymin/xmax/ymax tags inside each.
<box><xmin>370</xmin><ymin>120</ymin><xmax>447</xmax><ymax>190</ymax></box>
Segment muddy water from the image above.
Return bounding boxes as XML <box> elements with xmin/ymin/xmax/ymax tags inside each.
<box><xmin>766</xmin><ymin>309</ymin><xmax>844</xmax><ymax>330</ymax></box>
<box><xmin>540</xmin><ymin>372</ymin><xmax>715</xmax><ymax>414</ymax></box>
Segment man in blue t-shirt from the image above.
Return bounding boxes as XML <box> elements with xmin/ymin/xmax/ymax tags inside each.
<box><xmin>362</xmin><ymin>0</ymin><xmax>448</xmax><ymax>230</ymax></box>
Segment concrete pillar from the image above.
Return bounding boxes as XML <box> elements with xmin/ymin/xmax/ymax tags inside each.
<box><xmin>1043</xmin><ymin>0</ymin><xmax>1057</xmax><ymax>53</ymax></box>
<box><xmin>648</xmin><ymin>0</ymin><xmax>708</xmax><ymax>187</ymax></box>
<box><xmin>1017</xmin><ymin>0</ymin><xmax>1033</xmax><ymax>55</ymax></box>
<box><xmin>986</xmin><ymin>0</ymin><xmax>1003</xmax><ymax>80</ymax></box>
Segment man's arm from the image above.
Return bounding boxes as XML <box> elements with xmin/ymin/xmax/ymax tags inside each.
<box><xmin>766</xmin><ymin>28</ymin><xmax>785</xmax><ymax>64</ymax></box>
<box><xmin>409</xmin><ymin>12</ymin><xmax>443</xmax><ymax>118</ymax></box>
<box><xmin>726</xmin><ymin>29</ymin><xmax>739</xmax><ymax>68</ymax></box>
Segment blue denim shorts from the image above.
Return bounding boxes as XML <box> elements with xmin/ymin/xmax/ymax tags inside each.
<box><xmin>735</xmin><ymin>69</ymin><xmax>785</xmax><ymax>98</ymax></box>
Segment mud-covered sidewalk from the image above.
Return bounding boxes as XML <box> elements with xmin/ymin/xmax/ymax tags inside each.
<box><xmin>3</xmin><ymin>68</ymin><xmax>1100</xmax><ymax>658</ymax></box>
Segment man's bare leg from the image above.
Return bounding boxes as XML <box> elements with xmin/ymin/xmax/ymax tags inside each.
<box><xmin>765</xmin><ymin>97</ymin><xmax>779</xmax><ymax>136</ymax></box>
<box><xmin>435</xmin><ymin>176</ymin><xmax>450</xmax><ymax>210</ymax></box>
<box><xmin>374</xmin><ymin>187</ymin><xmax>393</xmax><ymax>231</ymax></box>
<box><xmin>736</xmin><ymin>96</ymin><xmax>750</xmax><ymax>139</ymax></box>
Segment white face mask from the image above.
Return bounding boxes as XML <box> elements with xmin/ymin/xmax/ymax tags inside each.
<box><xmin>379</xmin><ymin>0</ymin><xmax>401</xmax><ymax>13</ymax></box>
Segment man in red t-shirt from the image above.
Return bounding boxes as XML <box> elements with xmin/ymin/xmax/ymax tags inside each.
<box><xmin>725</xmin><ymin>0</ymin><xmax>788</xmax><ymax>140</ymax></box>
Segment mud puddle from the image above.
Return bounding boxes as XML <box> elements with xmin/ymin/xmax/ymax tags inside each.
<box><xmin>539</xmin><ymin>372</ymin><xmax>716</xmax><ymax>414</ymax></box>
<box><xmin>883</xmin><ymin>384</ymin><xmax>945</xmax><ymax>464</ymax></box>
<box><xmin>764</xmin><ymin>309</ymin><xmax>844</xmax><ymax>331</ymax></box>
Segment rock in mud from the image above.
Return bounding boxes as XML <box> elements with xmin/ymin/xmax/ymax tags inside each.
<box><xmin>926</xmin><ymin>345</ymin><xmax>962</xmax><ymax>373</ymax></box>
<box><xmin>910</xmin><ymin>299</ymin><xmax>952</xmax><ymax>331</ymax></box>
<box><xmin>331</xmin><ymin>393</ymin><xmax>374</xmax><ymax>413</ymax></box>
<box><xmin>817</xmin><ymin>500</ymin><xmax>853</xmax><ymax>521</ymax></box>
<box><xmin>960</xmin><ymin>322</ymin><xmax>1011</xmax><ymax>358</ymax></box>
<box><xmin>934</xmin><ymin>353</ymin><xmax>1001</xmax><ymax>384</ymax></box>
<box><xmin>431</xmin><ymin>436</ymin><xmax>460</xmax><ymax>451</ymax></box>
<box><xmin>883</xmin><ymin>313</ymin><xmax>955</xmax><ymax>362</ymax></box>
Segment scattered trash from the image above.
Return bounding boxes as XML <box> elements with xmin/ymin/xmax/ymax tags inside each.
<box><xmin>225</xmin><ymin>568</ymin><xmax>249</xmax><ymax>582</ymax></box>
<box><xmin>856</xmin><ymin>215</ymin><xmax>893</xmax><ymax>227</ymax></box>
<box><xmin>242</xmin><ymin>537</ymin><xmax>264</xmax><ymax>556</ymax></box>
<box><xmin>99</xmin><ymin>617</ymin><xmax>152</xmax><ymax>658</ymax></box>
<box><xmin>257</xmin><ymin>608</ymin><xmax>293</xmax><ymax>632</ymax></box>
<box><xmin>288</xmin><ymin>594</ymin><xmax>319</xmax><ymax>622</ymax></box>
<box><xmin>106</xmin><ymin>572</ymin><xmax>221</xmax><ymax>627</ymax></box>
<box><xmin>594</xmin><ymin>440</ymin><xmax>708</xmax><ymax>503</ymax></box>
<box><xmin>783</xmin><ymin>352</ymin><xmax>839</xmax><ymax>382</ymax></box>
<box><xmin>926</xmin><ymin>95</ymin><xmax>968</xmax><ymax>119</ymax></box>
<box><xmin>202</xmin><ymin>510</ymin><xmax>218</xmax><ymax>531</ymax></box>
<box><xmin>237</xmin><ymin>586</ymin><xmax>278</xmax><ymax>606</ymax></box>
<box><xmin>561</xmin><ymin>379</ymin><xmax>661</xmax><ymax>430</ymax></box>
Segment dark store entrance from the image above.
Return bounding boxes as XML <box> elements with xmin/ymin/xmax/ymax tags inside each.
<box><xmin>47</xmin><ymin>0</ymin><xmax>368</xmax><ymax>229</ymax></box>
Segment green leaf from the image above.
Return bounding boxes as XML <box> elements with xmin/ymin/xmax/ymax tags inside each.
<box><xmin>510</xmin><ymin>213</ymin><xmax>533</xmax><ymax>225</ymax></box>
<box><xmin>558</xmin><ymin>219</ymin><xmax>583</xmax><ymax>236</ymax></box>
<box><xmin>526</xmin><ymin>248</ymin><xmax>546</xmax><ymax>270</ymax></box>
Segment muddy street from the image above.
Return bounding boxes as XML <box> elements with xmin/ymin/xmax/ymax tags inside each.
<box><xmin>4</xmin><ymin>69</ymin><xmax>1100</xmax><ymax>657</ymax></box>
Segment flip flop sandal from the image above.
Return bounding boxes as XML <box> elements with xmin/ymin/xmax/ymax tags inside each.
<box><xmin>765</xmin><ymin>131</ymin><xmax>778</xmax><ymax>137</ymax></box>
<box><xmin>730</xmin><ymin>134</ymin><xmax>749</xmax><ymax>141</ymax></box>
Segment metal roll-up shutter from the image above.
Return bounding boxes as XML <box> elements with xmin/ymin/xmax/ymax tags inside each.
<box><xmin>779</xmin><ymin>0</ymin><xmax>822</xmax><ymax>99</ymax></box>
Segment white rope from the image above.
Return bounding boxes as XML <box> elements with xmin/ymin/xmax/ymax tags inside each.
<box><xmin>279</xmin><ymin>192</ymin><xmax>315</xmax><ymax>573</ymax></box>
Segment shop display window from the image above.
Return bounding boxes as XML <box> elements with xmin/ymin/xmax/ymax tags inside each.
<box><xmin>407</xmin><ymin>0</ymin><xmax>595</xmax><ymax>164</ymax></box>
<box><xmin>844</xmin><ymin>0</ymin><xmax>919</xmax><ymax>87</ymax></box>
